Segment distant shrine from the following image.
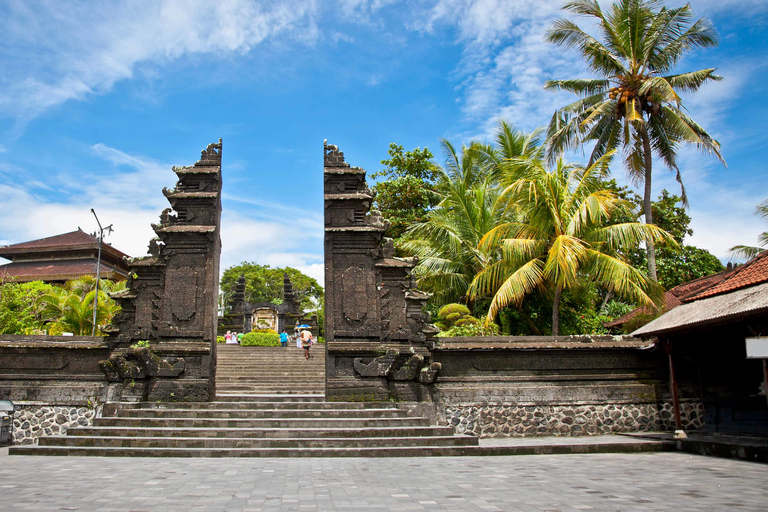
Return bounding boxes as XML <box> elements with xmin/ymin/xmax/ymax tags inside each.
<box><xmin>218</xmin><ymin>274</ymin><xmax>318</xmax><ymax>336</ymax></box>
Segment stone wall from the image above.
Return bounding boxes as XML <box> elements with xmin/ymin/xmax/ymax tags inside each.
<box><xmin>432</xmin><ymin>336</ymin><xmax>692</xmax><ymax>437</ymax></box>
<box><xmin>0</xmin><ymin>335</ymin><xmax>111</xmax><ymax>445</ymax></box>
<box><xmin>446</xmin><ymin>401</ymin><xmax>704</xmax><ymax>438</ymax></box>
<box><xmin>11</xmin><ymin>404</ymin><xmax>98</xmax><ymax>445</ymax></box>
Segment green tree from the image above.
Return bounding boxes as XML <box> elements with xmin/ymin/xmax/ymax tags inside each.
<box><xmin>545</xmin><ymin>0</ymin><xmax>725</xmax><ymax>281</ymax></box>
<box><xmin>39</xmin><ymin>284</ymin><xmax>121</xmax><ymax>335</ymax></box>
<box><xmin>470</xmin><ymin>151</ymin><xmax>673</xmax><ymax>335</ymax></box>
<box><xmin>0</xmin><ymin>281</ymin><xmax>56</xmax><ymax>334</ymax></box>
<box><xmin>220</xmin><ymin>263</ymin><xmax>323</xmax><ymax>312</ymax></box>
<box><xmin>403</xmin><ymin>141</ymin><xmax>514</xmax><ymax>306</ymax></box>
<box><xmin>729</xmin><ymin>198</ymin><xmax>768</xmax><ymax>260</ymax></box>
<box><xmin>371</xmin><ymin>144</ymin><xmax>440</xmax><ymax>240</ymax></box>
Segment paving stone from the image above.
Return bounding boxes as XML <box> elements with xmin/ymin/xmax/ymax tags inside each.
<box><xmin>0</xmin><ymin>452</ymin><xmax>766</xmax><ymax>511</ymax></box>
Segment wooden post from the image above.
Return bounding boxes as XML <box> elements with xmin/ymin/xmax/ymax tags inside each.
<box><xmin>665</xmin><ymin>339</ymin><xmax>683</xmax><ymax>431</ymax></box>
<box><xmin>763</xmin><ymin>359</ymin><xmax>768</xmax><ymax>409</ymax></box>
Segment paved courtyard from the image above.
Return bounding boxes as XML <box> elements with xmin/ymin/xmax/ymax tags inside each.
<box><xmin>1</xmin><ymin>450</ymin><xmax>766</xmax><ymax>511</ymax></box>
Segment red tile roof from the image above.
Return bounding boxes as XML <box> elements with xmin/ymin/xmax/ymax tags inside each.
<box><xmin>684</xmin><ymin>250</ymin><xmax>768</xmax><ymax>302</ymax></box>
<box><xmin>0</xmin><ymin>229</ymin><xmax>130</xmax><ymax>261</ymax></box>
<box><xmin>0</xmin><ymin>259</ymin><xmax>126</xmax><ymax>281</ymax></box>
<box><xmin>605</xmin><ymin>268</ymin><xmax>734</xmax><ymax>328</ymax></box>
<box><xmin>0</xmin><ymin>229</ymin><xmax>98</xmax><ymax>250</ymax></box>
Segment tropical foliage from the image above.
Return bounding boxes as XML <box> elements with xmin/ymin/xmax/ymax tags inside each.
<box><xmin>220</xmin><ymin>264</ymin><xmax>323</xmax><ymax>312</ymax></box>
<box><xmin>729</xmin><ymin>198</ymin><xmax>768</xmax><ymax>260</ymax></box>
<box><xmin>0</xmin><ymin>277</ymin><xmax>124</xmax><ymax>335</ymax></box>
<box><xmin>545</xmin><ymin>0</ymin><xmax>725</xmax><ymax>281</ymax></box>
<box><xmin>371</xmin><ymin>143</ymin><xmax>441</xmax><ymax>241</ymax></box>
<box><xmin>402</xmin><ymin>123</ymin><xmax>543</xmax><ymax>306</ymax></box>
<box><xmin>469</xmin><ymin>151</ymin><xmax>672</xmax><ymax>335</ymax></box>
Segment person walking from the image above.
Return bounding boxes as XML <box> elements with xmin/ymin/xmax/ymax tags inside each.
<box><xmin>279</xmin><ymin>329</ymin><xmax>289</xmax><ymax>348</ymax></box>
<box><xmin>300</xmin><ymin>329</ymin><xmax>313</xmax><ymax>360</ymax></box>
<box><xmin>225</xmin><ymin>331</ymin><xmax>233</xmax><ymax>344</ymax></box>
<box><xmin>237</xmin><ymin>332</ymin><xmax>244</xmax><ymax>345</ymax></box>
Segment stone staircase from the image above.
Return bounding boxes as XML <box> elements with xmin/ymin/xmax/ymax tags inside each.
<box><xmin>215</xmin><ymin>344</ymin><xmax>325</xmax><ymax>396</ymax></box>
<box><xmin>11</xmin><ymin>345</ymin><xmax>480</xmax><ymax>457</ymax></box>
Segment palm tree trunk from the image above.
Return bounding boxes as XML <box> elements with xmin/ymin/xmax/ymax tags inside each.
<box><xmin>516</xmin><ymin>305</ymin><xmax>542</xmax><ymax>335</ymax></box>
<box><xmin>639</xmin><ymin>124</ymin><xmax>657</xmax><ymax>281</ymax></box>
<box><xmin>552</xmin><ymin>284</ymin><xmax>563</xmax><ymax>336</ymax></box>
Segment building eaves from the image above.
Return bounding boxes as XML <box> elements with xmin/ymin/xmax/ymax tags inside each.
<box><xmin>633</xmin><ymin>281</ymin><xmax>768</xmax><ymax>338</ymax></box>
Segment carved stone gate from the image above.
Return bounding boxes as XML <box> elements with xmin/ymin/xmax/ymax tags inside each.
<box><xmin>323</xmin><ymin>141</ymin><xmax>440</xmax><ymax>401</ymax></box>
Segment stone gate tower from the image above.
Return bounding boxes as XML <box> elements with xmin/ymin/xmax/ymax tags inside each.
<box><xmin>323</xmin><ymin>141</ymin><xmax>440</xmax><ymax>401</ymax></box>
<box><xmin>101</xmin><ymin>139</ymin><xmax>223</xmax><ymax>402</ymax></box>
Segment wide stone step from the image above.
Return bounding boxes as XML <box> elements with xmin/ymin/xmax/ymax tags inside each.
<box><xmin>94</xmin><ymin>417</ymin><xmax>432</xmax><ymax>428</ymax></box>
<box><xmin>136</xmin><ymin>401</ymin><xmax>393</xmax><ymax>410</ymax></box>
<box><xmin>65</xmin><ymin>425</ymin><xmax>458</xmax><ymax>439</ymax></box>
<box><xmin>66</xmin><ymin>425</ymin><xmax>459</xmax><ymax>439</ymax></box>
<box><xmin>37</xmin><ymin>435</ymin><xmax>477</xmax><ymax>449</ymax></box>
<box><xmin>117</xmin><ymin>408</ymin><xmax>409</xmax><ymax>419</ymax></box>
<box><xmin>11</xmin><ymin>445</ymin><xmax>487</xmax><ymax>457</ymax></box>
<box><xmin>215</xmin><ymin>388</ymin><xmax>325</xmax><ymax>394</ymax></box>
<box><xmin>214</xmin><ymin>394</ymin><xmax>325</xmax><ymax>402</ymax></box>
<box><xmin>215</xmin><ymin>376</ymin><xmax>324</xmax><ymax>381</ymax></box>
<box><xmin>215</xmin><ymin>387</ymin><xmax>325</xmax><ymax>393</ymax></box>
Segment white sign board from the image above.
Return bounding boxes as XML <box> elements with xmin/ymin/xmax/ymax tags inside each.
<box><xmin>746</xmin><ymin>337</ymin><xmax>768</xmax><ymax>359</ymax></box>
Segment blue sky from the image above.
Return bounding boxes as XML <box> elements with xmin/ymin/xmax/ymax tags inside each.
<box><xmin>1</xmin><ymin>0</ymin><xmax>767</xmax><ymax>283</ymax></box>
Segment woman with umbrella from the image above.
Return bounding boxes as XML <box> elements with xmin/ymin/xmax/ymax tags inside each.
<box><xmin>298</xmin><ymin>324</ymin><xmax>313</xmax><ymax>360</ymax></box>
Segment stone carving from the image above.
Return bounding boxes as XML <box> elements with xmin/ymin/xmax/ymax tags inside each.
<box><xmin>342</xmin><ymin>267</ymin><xmax>368</xmax><ymax>323</ymax></box>
<box><xmin>324</xmin><ymin>140</ymin><xmax>438</xmax><ymax>401</ymax></box>
<box><xmin>168</xmin><ymin>266</ymin><xmax>197</xmax><ymax>321</ymax></box>
<box><xmin>102</xmin><ymin>139</ymin><xmax>223</xmax><ymax>402</ymax></box>
<box><xmin>99</xmin><ymin>347</ymin><xmax>185</xmax><ymax>383</ymax></box>
<box><xmin>391</xmin><ymin>355</ymin><xmax>424</xmax><ymax>381</ymax></box>
<box><xmin>354</xmin><ymin>348</ymin><xmax>398</xmax><ymax>377</ymax></box>
<box><xmin>418</xmin><ymin>362</ymin><xmax>441</xmax><ymax>384</ymax></box>
<box><xmin>131</xmin><ymin>347</ymin><xmax>185</xmax><ymax>377</ymax></box>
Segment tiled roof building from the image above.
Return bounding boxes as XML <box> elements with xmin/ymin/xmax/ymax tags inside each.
<box><xmin>0</xmin><ymin>229</ymin><xmax>131</xmax><ymax>284</ymax></box>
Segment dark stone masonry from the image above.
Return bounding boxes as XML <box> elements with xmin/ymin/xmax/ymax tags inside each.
<box><xmin>101</xmin><ymin>139</ymin><xmax>223</xmax><ymax>403</ymax></box>
<box><xmin>323</xmin><ymin>141</ymin><xmax>440</xmax><ymax>402</ymax></box>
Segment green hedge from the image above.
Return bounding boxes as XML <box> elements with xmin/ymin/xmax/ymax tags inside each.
<box><xmin>216</xmin><ymin>335</ymin><xmax>225</xmax><ymax>344</ymax></box>
<box><xmin>241</xmin><ymin>332</ymin><xmax>280</xmax><ymax>347</ymax></box>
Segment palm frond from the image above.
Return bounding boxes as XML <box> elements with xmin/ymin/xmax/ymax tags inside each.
<box><xmin>544</xmin><ymin>78</ymin><xmax>610</xmax><ymax>96</ymax></box>
<box><xmin>663</xmin><ymin>68</ymin><xmax>722</xmax><ymax>93</ymax></box>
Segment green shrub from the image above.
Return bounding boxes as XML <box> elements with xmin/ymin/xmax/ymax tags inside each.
<box><xmin>251</xmin><ymin>328</ymin><xmax>277</xmax><ymax>334</ymax></box>
<box><xmin>241</xmin><ymin>332</ymin><xmax>280</xmax><ymax>347</ymax></box>
<box><xmin>435</xmin><ymin>303</ymin><xmax>479</xmax><ymax>332</ymax></box>
<box><xmin>216</xmin><ymin>335</ymin><xmax>225</xmax><ymax>344</ymax></box>
<box><xmin>317</xmin><ymin>336</ymin><xmax>325</xmax><ymax>344</ymax></box>
<box><xmin>436</xmin><ymin>320</ymin><xmax>500</xmax><ymax>337</ymax></box>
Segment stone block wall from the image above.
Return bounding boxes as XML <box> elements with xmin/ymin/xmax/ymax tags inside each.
<box><xmin>445</xmin><ymin>401</ymin><xmax>704</xmax><ymax>438</ymax></box>
<box><xmin>0</xmin><ymin>335</ymin><xmax>110</xmax><ymax>445</ymax></box>
<box><xmin>432</xmin><ymin>336</ymin><xmax>692</xmax><ymax>437</ymax></box>
<box><xmin>11</xmin><ymin>404</ymin><xmax>98</xmax><ymax>445</ymax></box>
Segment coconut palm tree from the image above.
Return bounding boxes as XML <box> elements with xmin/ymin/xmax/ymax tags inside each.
<box><xmin>404</xmin><ymin>123</ymin><xmax>542</xmax><ymax>305</ymax></box>
<box><xmin>544</xmin><ymin>0</ymin><xmax>725</xmax><ymax>281</ymax></box>
<box><xmin>403</xmin><ymin>177</ymin><xmax>512</xmax><ymax>306</ymax></box>
<box><xmin>729</xmin><ymin>198</ymin><xmax>768</xmax><ymax>260</ymax></box>
<box><xmin>470</xmin><ymin>151</ymin><xmax>674</xmax><ymax>335</ymax></box>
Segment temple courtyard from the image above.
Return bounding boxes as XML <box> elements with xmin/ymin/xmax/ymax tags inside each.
<box><xmin>1</xmin><ymin>448</ymin><xmax>767</xmax><ymax>511</ymax></box>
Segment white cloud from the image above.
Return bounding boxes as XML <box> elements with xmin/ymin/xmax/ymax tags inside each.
<box><xmin>0</xmin><ymin>144</ymin><xmax>325</xmax><ymax>281</ymax></box>
<box><xmin>0</xmin><ymin>0</ymin><xmax>320</xmax><ymax>123</ymax></box>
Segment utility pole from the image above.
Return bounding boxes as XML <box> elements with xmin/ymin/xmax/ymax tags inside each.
<box><xmin>90</xmin><ymin>209</ymin><xmax>113</xmax><ymax>336</ymax></box>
